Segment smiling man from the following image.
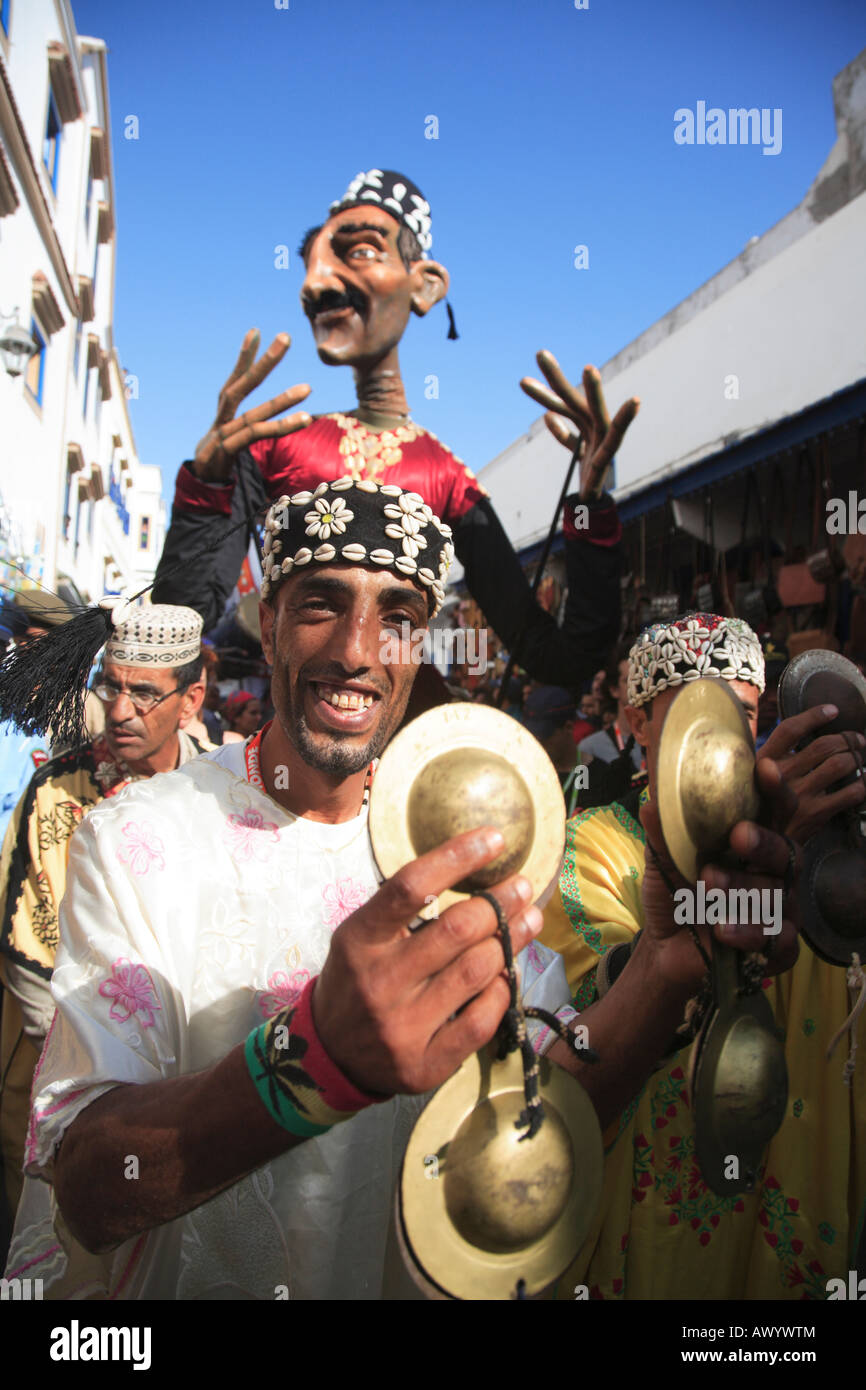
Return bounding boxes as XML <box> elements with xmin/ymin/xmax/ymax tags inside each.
<box><xmin>0</xmin><ymin>605</ymin><xmax>206</xmax><ymax>1227</ymax></box>
<box><xmin>3</xmin><ymin>485</ymin><xmax>801</xmax><ymax>1301</ymax></box>
<box><xmin>154</xmin><ymin>169</ymin><xmax>637</xmax><ymax>687</ymax></box>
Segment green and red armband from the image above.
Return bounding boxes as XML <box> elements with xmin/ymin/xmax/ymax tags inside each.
<box><xmin>244</xmin><ymin>977</ymin><xmax>381</xmax><ymax>1138</ymax></box>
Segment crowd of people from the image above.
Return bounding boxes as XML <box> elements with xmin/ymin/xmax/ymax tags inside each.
<box><xmin>0</xmin><ymin>166</ymin><xmax>863</xmax><ymax>1302</ymax></box>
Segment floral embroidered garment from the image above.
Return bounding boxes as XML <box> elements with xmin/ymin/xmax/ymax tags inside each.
<box><xmin>5</xmin><ymin>739</ymin><xmax>574</xmax><ymax>1300</ymax></box>
<box><xmin>539</xmin><ymin>803</ymin><xmax>866</xmax><ymax>1301</ymax></box>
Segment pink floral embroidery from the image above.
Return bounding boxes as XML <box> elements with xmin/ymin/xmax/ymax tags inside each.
<box><xmin>224</xmin><ymin>808</ymin><xmax>280</xmax><ymax>863</ymax></box>
<box><xmin>117</xmin><ymin>821</ymin><xmax>165</xmax><ymax>875</ymax></box>
<box><xmin>322</xmin><ymin>877</ymin><xmax>371</xmax><ymax>929</ymax></box>
<box><xmin>524</xmin><ymin>941</ymin><xmax>546</xmax><ymax>978</ymax></box>
<box><xmin>98</xmin><ymin>959</ymin><xmax>161</xmax><ymax>1028</ymax></box>
<box><xmin>257</xmin><ymin>968</ymin><xmax>311</xmax><ymax>1019</ymax></box>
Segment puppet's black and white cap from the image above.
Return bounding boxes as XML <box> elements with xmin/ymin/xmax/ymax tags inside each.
<box><xmin>260</xmin><ymin>477</ymin><xmax>455</xmax><ymax>616</ymax></box>
<box><xmin>104</xmin><ymin>603</ymin><xmax>203</xmax><ymax>669</ymax></box>
<box><xmin>329</xmin><ymin>169</ymin><xmax>433</xmax><ymax>256</ymax></box>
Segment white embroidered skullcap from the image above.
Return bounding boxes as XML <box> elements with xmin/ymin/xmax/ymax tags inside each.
<box><xmin>104</xmin><ymin>604</ymin><xmax>203</xmax><ymax>669</ymax></box>
<box><xmin>627</xmin><ymin>612</ymin><xmax>765</xmax><ymax>710</ymax></box>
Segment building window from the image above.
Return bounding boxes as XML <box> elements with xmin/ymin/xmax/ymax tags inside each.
<box><xmin>84</xmin><ymin>169</ymin><xmax>93</xmax><ymax>231</ymax></box>
<box><xmin>1</xmin><ymin>0</ymin><xmax>11</xmax><ymax>37</ymax></box>
<box><xmin>62</xmin><ymin>467</ymin><xmax>72</xmax><ymax>539</ymax></box>
<box><xmin>72</xmin><ymin>320</ymin><xmax>82</xmax><ymax>380</ymax></box>
<box><xmin>24</xmin><ymin>319</ymin><xmax>46</xmax><ymax>404</ymax></box>
<box><xmin>43</xmin><ymin>89</ymin><xmax>61</xmax><ymax>192</ymax></box>
<box><xmin>94</xmin><ymin>375</ymin><xmax>103</xmax><ymax>428</ymax></box>
<box><xmin>139</xmin><ymin>516</ymin><xmax>151</xmax><ymax>550</ymax></box>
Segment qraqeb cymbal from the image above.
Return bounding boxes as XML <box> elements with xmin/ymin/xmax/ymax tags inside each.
<box><xmin>777</xmin><ymin>648</ymin><xmax>866</xmax><ymax>960</ymax></box>
<box><xmin>657</xmin><ymin>678</ymin><xmax>787</xmax><ymax>1195</ymax></box>
<box><xmin>369</xmin><ymin>703</ymin><xmax>567</xmax><ymax>917</ymax></box>
<box><xmin>398</xmin><ymin>1043</ymin><xmax>603</xmax><ymax>1300</ymax></box>
<box><xmin>778</xmin><ymin>648</ymin><xmax>866</xmax><ymax>740</ymax></box>
<box><xmin>371</xmin><ymin>703</ymin><xmax>601</xmax><ymax>1299</ymax></box>
<box><xmin>799</xmin><ymin>824</ymin><xmax>866</xmax><ymax>965</ymax></box>
<box><xmin>657</xmin><ymin>679</ymin><xmax>760</xmax><ymax>883</ymax></box>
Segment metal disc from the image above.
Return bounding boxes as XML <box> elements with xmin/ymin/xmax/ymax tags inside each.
<box><xmin>799</xmin><ymin>825</ymin><xmax>866</xmax><ymax>965</ymax></box>
<box><xmin>398</xmin><ymin>1045</ymin><xmax>603</xmax><ymax>1300</ymax></box>
<box><xmin>690</xmin><ymin>950</ymin><xmax>788</xmax><ymax>1196</ymax></box>
<box><xmin>657</xmin><ymin>679</ymin><xmax>760</xmax><ymax>882</ymax></box>
<box><xmin>369</xmin><ymin>704</ymin><xmax>567</xmax><ymax>917</ymax></box>
<box><xmin>778</xmin><ymin>648</ymin><xmax>866</xmax><ymax>735</ymax></box>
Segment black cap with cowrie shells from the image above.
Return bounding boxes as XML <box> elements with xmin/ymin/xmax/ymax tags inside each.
<box><xmin>259</xmin><ymin>477</ymin><xmax>455</xmax><ymax>617</ymax></box>
<box><xmin>329</xmin><ymin>169</ymin><xmax>433</xmax><ymax>256</ymax></box>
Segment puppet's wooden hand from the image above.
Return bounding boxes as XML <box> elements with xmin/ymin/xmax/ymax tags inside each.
<box><xmin>520</xmin><ymin>352</ymin><xmax>640</xmax><ymax>502</ymax></box>
<box><xmin>192</xmin><ymin>330</ymin><xmax>312</xmax><ymax>482</ymax></box>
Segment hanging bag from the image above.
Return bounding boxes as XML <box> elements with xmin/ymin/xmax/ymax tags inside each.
<box><xmin>777</xmin><ymin>448</ymin><xmax>827</xmax><ymax>608</ymax></box>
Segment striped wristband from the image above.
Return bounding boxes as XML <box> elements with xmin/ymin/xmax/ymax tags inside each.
<box><xmin>244</xmin><ymin>976</ymin><xmax>381</xmax><ymax>1138</ymax></box>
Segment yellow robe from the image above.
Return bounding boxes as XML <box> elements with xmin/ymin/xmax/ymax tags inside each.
<box><xmin>540</xmin><ymin>802</ymin><xmax>866</xmax><ymax>1300</ymax></box>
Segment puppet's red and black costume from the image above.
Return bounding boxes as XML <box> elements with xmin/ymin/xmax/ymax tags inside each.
<box><xmin>154</xmin><ymin>410</ymin><xmax>622</xmax><ymax>686</ymax></box>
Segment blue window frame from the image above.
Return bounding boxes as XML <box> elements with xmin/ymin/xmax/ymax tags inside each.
<box><xmin>43</xmin><ymin>89</ymin><xmax>61</xmax><ymax>192</ymax></box>
<box><xmin>1</xmin><ymin>0</ymin><xmax>10</xmax><ymax>37</ymax></box>
<box><xmin>24</xmin><ymin>319</ymin><xmax>46</xmax><ymax>404</ymax></box>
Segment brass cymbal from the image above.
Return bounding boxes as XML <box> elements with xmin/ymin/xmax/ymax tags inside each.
<box><xmin>398</xmin><ymin>1044</ymin><xmax>603</xmax><ymax>1300</ymax></box>
<box><xmin>799</xmin><ymin>825</ymin><xmax>866</xmax><ymax>965</ymax></box>
<box><xmin>689</xmin><ymin>942</ymin><xmax>788</xmax><ymax>1196</ymax></box>
<box><xmin>657</xmin><ymin>679</ymin><xmax>760</xmax><ymax>882</ymax></box>
<box><xmin>369</xmin><ymin>704</ymin><xmax>567</xmax><ymax>917</ymax></box>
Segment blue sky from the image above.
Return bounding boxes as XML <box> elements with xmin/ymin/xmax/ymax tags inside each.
<box><xmin>73</xmin><ymin>0</ymin><xmax>865</xmax><ymax>507</ymax></box>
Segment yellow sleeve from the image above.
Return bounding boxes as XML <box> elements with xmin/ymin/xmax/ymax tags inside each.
<box><xmin>540</xmin><ymin>805</ymin><xmax>645</xmax><ymax>1005</ymax></box>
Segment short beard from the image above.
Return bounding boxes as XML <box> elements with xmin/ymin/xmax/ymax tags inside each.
<box><xmin>291</xmin><ymin>712</ymin><xmax>392</xmax><ymax>777</ymax></box>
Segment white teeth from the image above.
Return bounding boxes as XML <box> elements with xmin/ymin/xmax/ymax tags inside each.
<box><xmin>318</xmin><ymin>683</ymin><xmax>375</xmax><ymax>710</ymax></box>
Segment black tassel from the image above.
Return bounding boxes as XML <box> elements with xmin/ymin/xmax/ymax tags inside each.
<box><xmin>0</xmin><ymin>605</ymin><xmax>114</xmax><ymax>747</ymax></box>
<box><xmin>0</xmin><ymin>496</ymin><xmax>268</xmax><ymax>749</ymax></box>
<box><xmin>445</xmin><ymin>299</ymin><xmax>459</xmax><ymax>341</ymax></box>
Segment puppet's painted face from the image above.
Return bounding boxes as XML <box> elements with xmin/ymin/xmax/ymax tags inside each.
<box><xmin>299</xmin><ymin>207</ymin><xmax>445</xmax><ymax>369</ymax></box>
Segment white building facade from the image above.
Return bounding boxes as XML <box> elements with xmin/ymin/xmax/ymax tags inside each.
<box><xmin>0</xmin><ymin>0</ymin><xmax>164</xmax><ymax>608</ymax></box>
<box><xmin>472</xmin><ymin>49</ymin><xmax>866</xmax><ymax>575</ymax></box>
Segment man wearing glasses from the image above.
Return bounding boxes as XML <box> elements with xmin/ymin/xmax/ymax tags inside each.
<box><xmin>0</xmin><ymin>604</ymin><xmax>206</xmax><ymax>1235</ymax></box>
